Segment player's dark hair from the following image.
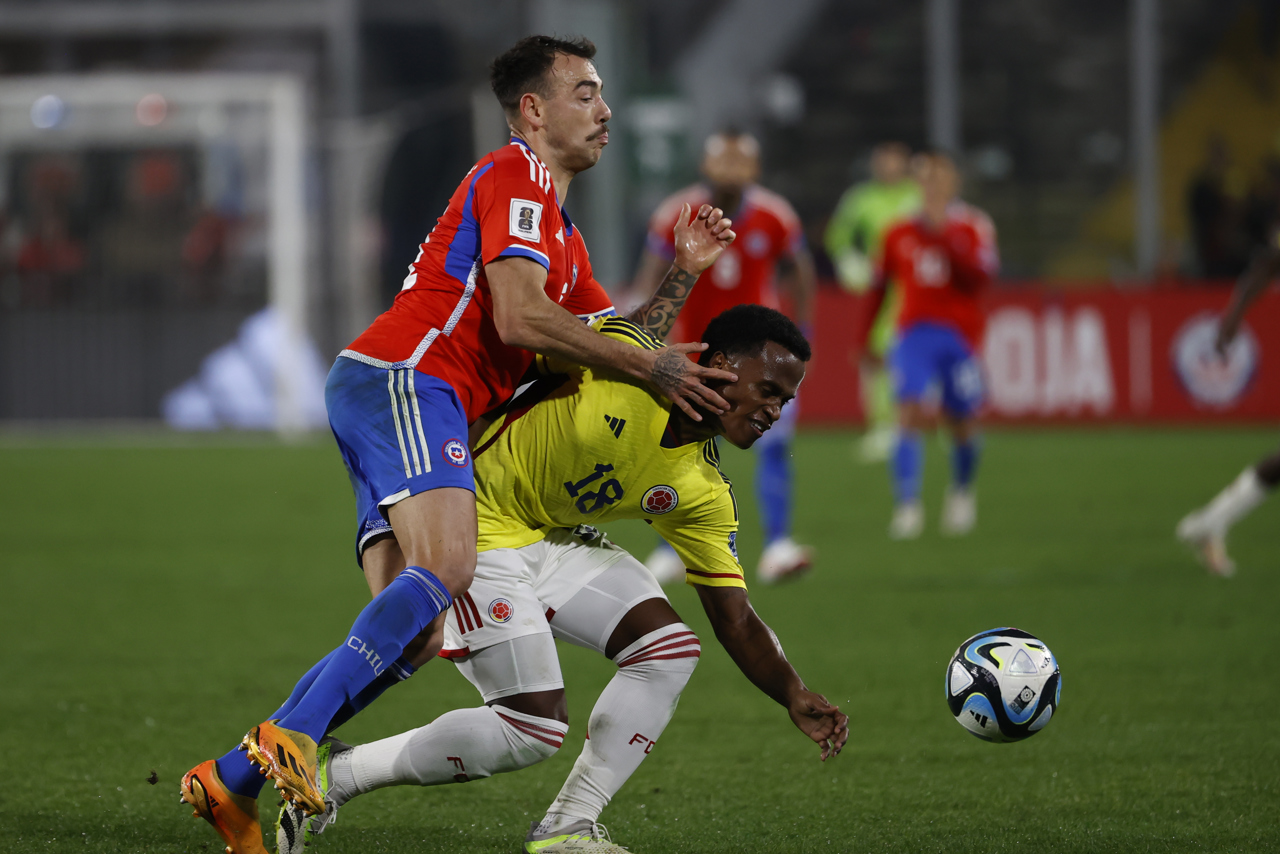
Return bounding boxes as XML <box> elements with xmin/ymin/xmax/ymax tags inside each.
<box><xmin>490</xmin><ymin>35</ymin><xmax>597</xmax><ymax>116</ymax></box>
<box><xmin>698</xmin><ymin>304</ymin><xmax>811</xmax><ymax>365</ymax></box>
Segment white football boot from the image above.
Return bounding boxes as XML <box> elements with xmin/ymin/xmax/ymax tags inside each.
<box><xmin>889</xmin><ymin>501</ymin><xmax>924</xmax><ymax>540</ymax></box>
<box><xmin>642</xmin><ymin>545</ymin><xmax>684</xmax><ymax>585</ymax></box>
<box><xmin>276</xmin><ymin>737</ymin><xmax>348</xmax><ymax>854</ymax></box>
<box><xmin>525</xmin><ymin>818</ymin><xmax>631</xmax><ymax>853</ymax></box>
<box><xmin>756</xmin><ymin>536</ymin><xmax>813</xmax><ymax>584</ymax></box>
<box><xmin>1175</xmin><ymin>512</ymin><xmax>1235</xmax><ymax>577</ymax></box>
<box><xmin>941</xmin><ymin>488</ymin><xmax>976</xmax><ymax>536</ymax></box>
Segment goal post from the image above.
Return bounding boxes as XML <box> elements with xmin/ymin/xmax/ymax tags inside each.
<box><xmin>0</xmin><ymin>72</ymin><xmax>312</xmax><ymax>435</ymax></box>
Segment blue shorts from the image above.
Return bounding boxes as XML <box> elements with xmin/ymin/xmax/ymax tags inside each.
<box><xmin>326</xmin><ymin>356</ymin><xmax>474</xmax><ymax>562</ymax></box>
<box><xmin>890</xmin><ymin>322</ymin><xmax>984</xmax><ymax>418</ymax></box>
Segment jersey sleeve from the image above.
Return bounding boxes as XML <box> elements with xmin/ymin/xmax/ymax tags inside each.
<box><xmin>652</xmin><ymin>486</ymin><xmax>745</xmax><ymax>589</ymax></box>
<box><xmin>475</xmin><ymin>158</ymin><xmax>556</xmax><ymax>271</ymax></box>
<box><xmin>773</xmin><ymin>196</ymin><xmax>807</xmax><ymax>257</ymax></box>
<box><xmin>561</xmin><ymin>246</ymin><xmax>617</xmax><ymax>322</ymax></box>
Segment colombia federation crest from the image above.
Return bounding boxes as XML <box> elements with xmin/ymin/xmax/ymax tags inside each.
<box><xmin>641</xmin><ymin>485</ymin><xmax>679</xmax><ymax>514</ymax></box>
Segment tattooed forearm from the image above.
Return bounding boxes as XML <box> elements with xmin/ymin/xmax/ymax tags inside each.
<box><xmin>626</xmin><ymin>265</ymin><xmax>699</xmax><ymax>338</ymax></box>
<box><xmin>650</xmin><ymin>346</ymin><xmax>694</xmax><ymax>397</ymax></box>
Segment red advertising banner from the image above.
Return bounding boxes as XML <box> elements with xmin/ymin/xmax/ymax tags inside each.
<box><xmin>801</xmin><ymin>283</ymin><xmax>1280</xmax><ymax>424</ymax></box>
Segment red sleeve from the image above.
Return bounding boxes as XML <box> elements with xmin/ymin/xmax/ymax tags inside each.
<box><xmin>855</xmin><ymin>229</ymin><xmax>895</xmax><ymax>348</ymax></box>
<box><xmin>946</xmin><ymin>217</ymin><xmax>998</xmax><ymax>293</ymax></box>
<box><xmin>774</xmin><ymin>196</ymin><xmax>807</xmax><ymax>257</ymax></box>
<box><xmin>476</xmin><ymin>157</ymin><xmax>557</xmax><ymax>271</ymax></box>
<box><xmin>562</xmin><ymin>245</ymin><xmax>617</xmax><ymax>320</ymax></box>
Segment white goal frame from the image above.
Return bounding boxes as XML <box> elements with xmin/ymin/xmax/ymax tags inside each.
<box><xmin>0</xmin><ymin>72</ymin><xmax>310</xmax><ymax>435</ymax></box>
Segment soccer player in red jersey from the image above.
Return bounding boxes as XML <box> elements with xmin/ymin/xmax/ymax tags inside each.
<box><xmin>180</xmin><ymin>36</ymin><xmax>738</xmax><ymax>854</ymax></box>
<box><xmin>633</xmin><ymin>130</ymin><xmax>817</xmax><ymax>584</ymax></box>
<box><xmin>855</xmin><ymin>150</ymin><xmax>999</xmax><ymax>539</ymax></box>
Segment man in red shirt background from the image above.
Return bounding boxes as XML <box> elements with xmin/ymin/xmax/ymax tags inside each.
<box><xmin>632</xmin><ymin>130</ymin><xmax>817</xmax><ymax>584</ymax></box>
<box><xmin>857</xmin><ymin>150</ymin><xmax>998</xmax><ymax>540</ymax></box>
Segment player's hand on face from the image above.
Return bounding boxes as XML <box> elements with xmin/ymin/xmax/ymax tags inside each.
<box><xmin>787</xmin><ymin>690</ymin><xmax>849</xmax><ymax>762</ymax></box>
<box><xmin>673</xmin><ymin>203</ymin><xmax>736</xmax><ymax>274</ymax></box>
<box><xmin>647</xmin><ymin>342</ymin><xmax>737</xmax><ymax>422</ymax></box>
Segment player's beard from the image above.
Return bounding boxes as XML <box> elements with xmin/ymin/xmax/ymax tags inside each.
<box><xmin>553</xmin><ymin>126</ymin><xmax>605</xmax><ymax>175</ymax></box>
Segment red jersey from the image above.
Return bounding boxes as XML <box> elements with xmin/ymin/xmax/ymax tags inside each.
<box><xmin>646</xmin><ymin>183</ymin><xmax>805</xmax><ymax>342</ymax></box>
<box><xmin>343</xmin><ymin>138</ymin><xmax>615</xmax><ymax>421</ymax></box>
<box><xmin>868</xmin><ymin>202</ymin><xmax>998</xmax><ymax>346</ymax></box>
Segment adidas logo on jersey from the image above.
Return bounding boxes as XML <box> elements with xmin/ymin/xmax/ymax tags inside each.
<box><xmin>604</xmin><ymin>415</ymin><xmax>626</xmax><ymax>438</ymax></box>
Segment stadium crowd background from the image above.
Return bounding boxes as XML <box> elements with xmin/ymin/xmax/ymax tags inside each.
<box><xmin>1</xmin><ymin>0</ymin><xmax>1279</xmax><ymax>428</ymax></box>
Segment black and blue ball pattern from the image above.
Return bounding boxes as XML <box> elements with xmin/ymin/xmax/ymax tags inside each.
<box><xmin>946</xmin><ymin>627</ymin><xmax>1060</xmax><ymax>742</ymax></box>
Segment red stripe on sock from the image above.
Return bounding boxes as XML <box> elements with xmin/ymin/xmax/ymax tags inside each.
<box><xmin>496</xmin><ymin>713</ymin><xmax>564</xmax><ymax>748</ymax></box>
<box><xmin>617</xmin><ymin>634</ymin><xmax>700</xmax><ymax>666</ymax></box>
<box><xmin>618</xmin><ymin>650</ymin><xmax>702</xmax><ymax>667</ymax></box>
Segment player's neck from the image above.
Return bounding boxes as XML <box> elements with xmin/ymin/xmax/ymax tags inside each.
<box><xmin>512</xmin><ymin>130</ymin><xmax>574</xmax><ymax>202</ymax></box>
<box><xmin>663</xmin><ymin>409</ymin><xmax>720</xmax><ymax>448</ymax></box>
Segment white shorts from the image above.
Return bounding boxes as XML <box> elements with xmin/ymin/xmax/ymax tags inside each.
<box><xmin>441</xmin><ymin>526</ymin><xmax>668</xmax><ymax>701</ymax></box>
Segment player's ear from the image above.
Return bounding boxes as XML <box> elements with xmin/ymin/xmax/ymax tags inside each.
<box><xmin>519</xmin><ymin>92</ymin><xmax>545</xmax><ymax>131</ymax></box>
<box><xmin>707</xmin><ymin>351</ymin><xmax>731</xmax><ymax>374</ymax></box>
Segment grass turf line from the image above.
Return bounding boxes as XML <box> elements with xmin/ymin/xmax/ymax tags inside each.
<box><xmin>0</xmin><ymin>429</ymin><xmax>1276</xmax><ymax>853</ymax></box>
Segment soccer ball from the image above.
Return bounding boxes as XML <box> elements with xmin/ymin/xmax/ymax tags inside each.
<box><xmin>945</xmin><ymin>628</ymin><xmax>1060</xmax><ymax>742</ymax></box>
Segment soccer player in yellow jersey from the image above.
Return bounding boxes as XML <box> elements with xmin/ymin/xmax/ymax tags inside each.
<box><xmin>279</xmin><ymin>305</ymin><xmax>848</xmax><ymax>854</ymax></box>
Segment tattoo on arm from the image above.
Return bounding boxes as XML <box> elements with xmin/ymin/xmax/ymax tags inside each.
<box><xmin>626</xmin><ymin>265</ymin><xmax>698</xmax><ymax>338</ymax></box>
<box><xmin>650</xmin><ymin>346</ymin><xmax>692</xmax><ymax>396</ymax></box>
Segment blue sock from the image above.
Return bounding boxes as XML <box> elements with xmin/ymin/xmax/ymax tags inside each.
<box><xmin>952</xmin><ymin>438</ymin><xmax>981</xmax><ymax>490</ymax></box>
<box><xmin>215</xmin><ymin>746</ymin><xmax>265</xmax><ymax>799</ymax></box>
<box><xmin>892</xmin><ymin>431</ymin><xmax>924</xmax><ymax>504</ymax></box>
<box><xmin>275</xmin><ymin>567</ymin><xmax>451</xmax><ymax>743</ymax></box>
<box><xmin>213</xmin><ymin>650</ymin><xmax>339</xmax><ymax>799</ymax></box>
<box><xmin>755</xmin><ymin>439</ymin><xmax>792</xmax><ymax>544</ymax></box>
<box><xmin>326</xmin><ymin>657</ymin><xmax>417</xmax><ymax>733</ymax></box>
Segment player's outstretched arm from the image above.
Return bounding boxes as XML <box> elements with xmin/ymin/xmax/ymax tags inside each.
<box><xmin>627</xmin><ymin>203</ymin><xmax>736</xmax><ymax>338</ymax></box>
<box><xmin>487</xmin><ymin>255</ymin><xmax>737</xmax><ymax>421</ymax></box>
<box><xmin>1217</xmin><ymin>243</ymin><xmax>1280</xmax><ymax>355</ymax></box>
<box><xmin>694</xmin><ymin>584</ymin><xmax>848</xmax><ymax>761</ymax></box>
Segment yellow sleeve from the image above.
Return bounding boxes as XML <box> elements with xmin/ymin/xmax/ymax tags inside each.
<box><xmin>538</xmin><ymin>316</ymin><xmax>663</xmax><ymax>375</ymax></box>
<box><xmin>652</xmin><ymin>487</ymin><xmax>745</xmax><ymax>589</ymax></box>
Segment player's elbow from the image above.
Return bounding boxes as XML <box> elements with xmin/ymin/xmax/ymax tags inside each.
<box><xmin>493</xmin><ymin>310</ymin><xmax>538</xmax><ymax>350</ymax></box>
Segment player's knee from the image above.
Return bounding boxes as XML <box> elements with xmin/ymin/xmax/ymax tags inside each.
<box><xmin>422</xmin><ymin>551</ymin><xmax>476</xmax><ymax>599</ymax></box>
<box><xmin>614</xmin><ymin>623</ymin><xmax>701</xmax><ymax>684</ymax></box>
<box><xmin>493</xmin><ymin>708</ymin><xmax>568</xmax><ymax>770</ymax></box>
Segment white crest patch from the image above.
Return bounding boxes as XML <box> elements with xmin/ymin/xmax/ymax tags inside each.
<box><xmin>509</xmin><ymin>199</ymin><xmax>543</xmax><ymax>242</ymax></box>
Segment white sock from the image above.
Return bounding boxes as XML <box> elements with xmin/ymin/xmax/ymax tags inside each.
<box><xmin>328</xmin><ymin>705</ymin><xmax>566</xmax><ymax>806</ymax></box>
<box><xmin>544</xmin><ymin>624</ymin><xmax>700</xmax><ymax>824</ymax></box>
<box><xmin>1200</xmin><ymin>468</ymin><xmax>1267</xmax><ymax>533</ymax></box>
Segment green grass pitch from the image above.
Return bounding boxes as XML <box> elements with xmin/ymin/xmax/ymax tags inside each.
<box><xmin>1</xmin><ymin>427</ymin><xmax>1277</xmax><ymax>853</ymax></box>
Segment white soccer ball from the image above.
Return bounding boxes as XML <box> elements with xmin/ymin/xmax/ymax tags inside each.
<box><xmin>945</xmin><ymin>628</ymin><xmax>1060</xmax><ymax>742</ymax></box>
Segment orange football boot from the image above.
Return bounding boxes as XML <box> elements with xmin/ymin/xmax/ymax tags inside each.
<box><xmin>179</xmin><ymin>759</ymin><xmax>269</xmax><ymax>854</ymax></box>
<box><xmin>241</xmin><ymin>721</ymin><xmax>325</xmax><ymax>816</ymax></box>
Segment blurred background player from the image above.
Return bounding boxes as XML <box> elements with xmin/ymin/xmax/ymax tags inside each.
<box><xmin>824</xmin><ymin>142</ymin><xmax>922</xmax><ymax>462</ymax></box>
<box><xmin>856</xmin><ymin>150</ymin><xmax>998</xmax><ymax>539</ymax></box>
<box><xmin>1176</xmin><ymin>231</ymin><xmax>1280</xmax><ymax>576</ymax></box>
<box><xmin>632</xmin><ymin>129</ymin><xmax>816</xmax><ymax>584</ymax></box>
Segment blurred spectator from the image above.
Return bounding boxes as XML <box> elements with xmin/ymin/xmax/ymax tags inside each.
<box><xmin>97</xmin><ymin>151</ymin><xmax>196</xmax><ymax>305</ymax></box>
<box><xmin>1188</xmin><ymin>137</ymin><xmax>1249</xmax><ymax>279</ymax></box>
<box><xmin>13</xmin><ymin>156</ymin><xmax>87</xmax><ymax>307</ymax></box>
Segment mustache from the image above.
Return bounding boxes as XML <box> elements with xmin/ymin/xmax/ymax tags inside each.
<box><xmin>589</xmin><ymin>125</ymin><xmax>609</xmax><ymax>140</ymax></box>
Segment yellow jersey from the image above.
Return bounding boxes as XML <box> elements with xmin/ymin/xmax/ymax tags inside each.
<box><xmin>473</xmin><ymin>317</ymin><xmax>745</xmax><ymax>588</ymax></box>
